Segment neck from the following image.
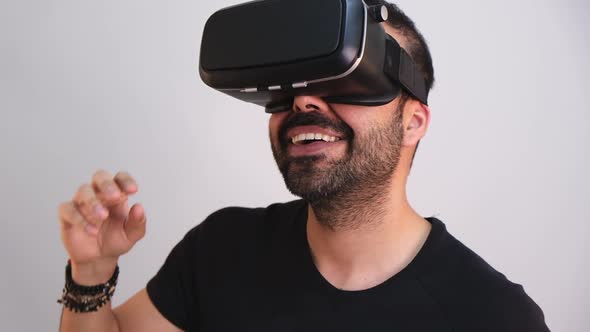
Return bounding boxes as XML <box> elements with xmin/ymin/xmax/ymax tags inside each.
<box><xmin>306</xmin><ymin>173</ymin><xmax>431</xmax><ymax>291</ymax></box>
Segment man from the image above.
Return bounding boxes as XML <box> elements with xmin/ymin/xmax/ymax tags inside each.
<box><xmin>57</xmin><ymin>1</ymin><xmax>549</xmax><ymax>331</ymax></box>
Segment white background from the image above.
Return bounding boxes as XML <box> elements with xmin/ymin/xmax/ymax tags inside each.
<box><xmin>1</xmin><ymin>0</ymin><xmax>588</xmax><ymax>330</ymax></box>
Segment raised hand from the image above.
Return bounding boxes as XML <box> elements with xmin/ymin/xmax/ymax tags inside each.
<box><xmin>58</xmin><ymin>170</ymin><xmax>146</xmax><ymax>284</ymax></box>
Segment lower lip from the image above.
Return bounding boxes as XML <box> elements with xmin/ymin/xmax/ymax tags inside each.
<box><xmin>287</xmin><ymin>140</ymin><xmax>346</xmax><ymax>157</ymax></box>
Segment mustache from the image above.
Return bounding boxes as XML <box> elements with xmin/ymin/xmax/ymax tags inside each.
<box><xmin>278</xmin><ymin>112</ymin><xmax>353</xmax><ymax>145</ymax></box>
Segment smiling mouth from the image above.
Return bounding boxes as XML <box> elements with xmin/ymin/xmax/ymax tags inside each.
<box><xmin>290</xmin><ymin>133</ymin><xmax>342</xmax><ymax>145</ymax></box>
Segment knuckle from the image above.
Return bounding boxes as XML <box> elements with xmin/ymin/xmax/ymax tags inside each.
<box><xmin>77</xmin><ymin>196</ymin><xmax>101</xmax><ymax>216</ymax></box>
<box><xmin>73</xmin><ymin>184</ymin><xmax>92</xmax><ymax>203</ymax></box>
<box><xmin>77</xmin><ymin>183</ymin><xmax>91</xmax><ymax>193</ymax></box>
<box><xmin>95</xmin><ymin>179</ymin><xmax>112</xmax><ymax>191</ymax></box>
<box><xmin>92</xmin><ymin>169</ymin><xmax>113</xmax><ymax>185</ymax></box>
<box><xmin>93</xmin><ymin>169</ymin><xmax>111</xmax><ymax>178</ymax></box>
<box><xmin>88</xmin><ymin>199</ymin><xmax>105</xmax><ymax>214</ymax></box>
<box><xmin>96</xmin><ymin>183</ymin><xmax>125</xmax><ymax>205</ymax></box>
<box><xmin>71</xmin><ymin>212</ymin><xmax>86</xmax><ymax>226</ymax></box>
<box><xmin>58</xmin><ymin>202</ymin><xmax>70</xmax><ymax>221</ymax></box>
<box><xmin>115</xmin><ymin>171</ymin><xmax>136</xmax><ymax>190</ymax></box>
<box><xmin>59</xmin><ymin>202</ymin><xmax>84</xmax><ymax>225</ymax></box>
<box><xmin>115</xmin><ymin>170</ymin><xmax>131</xmax><ymax>180</ymax></box>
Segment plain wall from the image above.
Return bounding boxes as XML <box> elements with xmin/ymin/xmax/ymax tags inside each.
<box><xmin>1</xmin><ymin>0</ymin><xmax>588</xmax><ymax>330</ymax></box>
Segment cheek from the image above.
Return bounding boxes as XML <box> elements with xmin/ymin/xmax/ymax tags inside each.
<box><xmin>268</xmin><ymin>113</ymin><xmax>288</xmax><ymax>141</ymax></box>
<box><xmin>330</xmin><ymin>104</ymin><xmax>381</xmax><ymax>134</ymax></box>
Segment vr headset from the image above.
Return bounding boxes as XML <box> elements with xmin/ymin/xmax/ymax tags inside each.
<box><xmin>199</xmin><ymin>0</ymin><xmax>428</xmax><ymax>113</ymax></box>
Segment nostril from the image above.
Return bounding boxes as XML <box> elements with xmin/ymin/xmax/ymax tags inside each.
<box><xmin>305</xmin><ymin>104</ymin><xmax>320</xmax><ymax>111</ymax></box>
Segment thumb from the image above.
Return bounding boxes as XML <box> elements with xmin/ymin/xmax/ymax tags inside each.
<box><xmin>125</xmin><ymin>203</ymin><xmax>147</xmax><ymax>244</ymax></box>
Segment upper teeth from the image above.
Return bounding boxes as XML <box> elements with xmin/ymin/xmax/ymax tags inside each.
<box><xmin>291</xmin><ymin>133</ymin><xmax>340</xmax><ymax>144</ymax></box>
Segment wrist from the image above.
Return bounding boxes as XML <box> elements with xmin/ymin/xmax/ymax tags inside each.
<box><xmin>58</xmin><ymin>260</ymin><xmax>119</xmax><ymax>313</ymax></box>
<box><xmin>70</xmin><ymin>257</ymin><xmax>118</xmax><ymax>286</ymax></box>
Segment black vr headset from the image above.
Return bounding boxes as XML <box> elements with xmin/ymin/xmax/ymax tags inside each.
<box><xmin>199</xmin><ymin>0</ymin><xmax>428</xmax><ymax>113</ymax></box>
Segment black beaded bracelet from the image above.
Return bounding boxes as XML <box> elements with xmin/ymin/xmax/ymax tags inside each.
<box><xmin>57</xmin><ymin>260</ymin><xmax>119</xmax><ymax>313</ymax></box>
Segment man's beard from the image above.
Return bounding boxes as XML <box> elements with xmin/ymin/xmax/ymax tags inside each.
<box><xmin>271</xmin><ymin>108</ymin><xmax>405</xmax><ymax>228</ymax></box>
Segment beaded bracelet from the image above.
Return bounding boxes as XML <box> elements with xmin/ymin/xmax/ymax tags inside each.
<box><xmin>57</xmin><ymin>260</ymin><xmax>119</xmax><ymax>313</ymax></box>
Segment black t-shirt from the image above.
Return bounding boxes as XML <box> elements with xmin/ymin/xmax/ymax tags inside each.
<box><xmin>147</xmin><ymin>200</ymin><xmax>549</xmax><ymax>331</ymax></box>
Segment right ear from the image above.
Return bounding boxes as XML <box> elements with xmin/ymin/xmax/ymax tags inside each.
<box><xmin>402</xmin><ymin>100</ymin><xmax>431</xmax><ymax>148</ymax></box>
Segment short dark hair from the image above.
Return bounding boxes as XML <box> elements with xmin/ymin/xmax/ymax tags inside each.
<box><xmin>365</xmin><ymin>1</ymin><xmax>435</xmax><ymax>94</ymax></box>
<box><xmin>365</xmin><ymin>1</ymin><xmax>434</xmax><ymax>168</ymax></box>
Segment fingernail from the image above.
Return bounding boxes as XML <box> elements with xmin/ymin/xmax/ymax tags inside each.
<box><xmin>85</xmin><ymin>223</ymin><xmax>98</xmax><ymax>235</ymax></box>
<box><xmin>125</xmin><ymin>182</ymin><xmax>137</xmax><ymax>192</ymax></box>
<box><xmin>94</xmin><ymin>205</ymin><xmax>108</xmax><ymax>218</ymax></box>
<box><xmin>105</xmin><ymin>185</ymin><xmax>117</xmax><ymax>195</ymax></box>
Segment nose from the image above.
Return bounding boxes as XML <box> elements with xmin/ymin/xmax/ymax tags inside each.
<box><xmin>292</xmin><ymin>95</ymin><xmax>330</xmax><ymax>113</ymax></box>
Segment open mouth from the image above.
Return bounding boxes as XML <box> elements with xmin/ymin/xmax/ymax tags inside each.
<box><xmin>291</xmin><ymin>133</ymin><xmax>342</xmax><ymax>145</ymax></box>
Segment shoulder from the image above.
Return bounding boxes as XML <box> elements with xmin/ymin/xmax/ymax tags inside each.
<box><xmin>199</xmin><ymin>199</ymin><xmax>306</xmax><ymax>233</ymax></box>
<box><xmin>417</xmin><ymin>218</ymin><xmax>549</xmax><ymax>331</ymax></box>
<box><xmin>180</xmin><ymin>199</ymin><xmax>306</xmax><ymax>250</ymax></box>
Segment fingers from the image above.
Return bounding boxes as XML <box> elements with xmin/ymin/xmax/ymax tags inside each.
<box><xmin>91</xmin><ymin>170</ymin><xmax>139</xmax><ymax>206</ymax></box>
<box><xmin>92</xmin><ymin>170</ymin><xmax>122</xmax><ymax>206</ymax></box>
<box><xmin>59</xmin><ymin>201</ymin><xmax>85</xmax><ymax>228</ymax></box>
<box><xmin>63</xmin><ymin>170</ymin><xmax>142</xmax><ymax>237</ymax></box>
<box><xmin>72</xmin><ymin>183</ymin><xmax>109</xmax><ymax>226</ymax></box>
<box><xmin>59</xmin><ymin>201</ymin><xmax>100</xmax><ymax>235</ymax></box>
<box><xmin>114</xmin><ymin>171</ymin><xmax>138</xmax><ymax>194</ymax></box>
<box><xmin>59</xmin><ymin>170</ymin><xmax>146</xmax><ymax>266</ymax></box>
<box><xmin>125</xmin><ymin>203</ymin><xmax>147</xmax><ymax>244</ymax></box>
